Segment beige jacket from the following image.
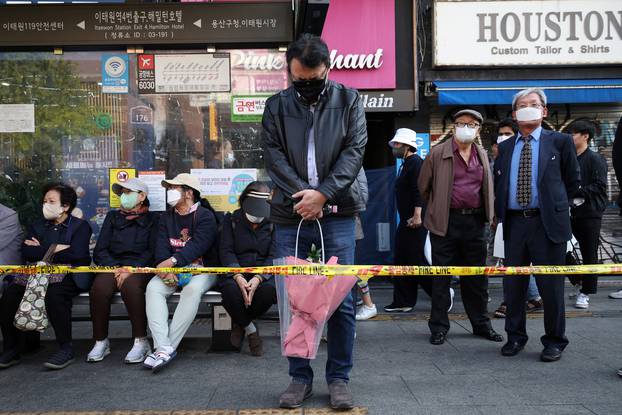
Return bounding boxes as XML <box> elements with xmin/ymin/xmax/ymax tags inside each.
<box><xmin>417</xmin><ymin>138</ymin><xmax>494</xmax><ymax>237</ymax></box>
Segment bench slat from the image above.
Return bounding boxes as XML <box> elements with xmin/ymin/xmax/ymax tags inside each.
<box><xmin>74</xmin><ymin>291</ymin><xmax>222</xmax><ymax>305</ymax></box>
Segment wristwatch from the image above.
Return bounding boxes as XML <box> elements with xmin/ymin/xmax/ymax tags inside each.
<box><xmin>170</xmin><ymin>256</ymin><xmax>177</xmax><ymax>266</ymax></box>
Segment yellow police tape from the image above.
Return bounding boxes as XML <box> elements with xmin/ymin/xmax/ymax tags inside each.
<box><xmin>1</xmin><ymin>264</ymin><xmax>621</xmax><ymax>282</ymax></box>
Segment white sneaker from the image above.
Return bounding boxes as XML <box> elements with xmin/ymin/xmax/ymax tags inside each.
<box><xmin>143</xmin><ymin>352</ymin><xmax>158</xmax><ymax>369</ymax></box>
<box><xmin>356</xmin><ymin>304</ymin><xmax>378</xmax><ymax>321</ymax></box>
<box><xmin>569</xmin><ymin>284</ymin><xmax>581</xmax><ymax>299</ymax></box>
<box><xmin>86</xmin><ymin>339</ymin><xmax>110</xmax><ymax>363</ymax></box>
<box><xmin>448</xmin><ymin>288</ymin><xmax>455</xmax><ymax>312</ymax></box>
<box><xmin>151</xmin><ymin>349</ymin><xmax>177</xmax><ymax>374</ymax></box>
<box><xmin>125</xmin><ymin>338</ymin><xmax>152</xmax><ymax>364</ymax></box>
<box><xmin>609</xmin><ymin>289</ymin><xmax>622</xmax><ymax>299</ymax></box>
<box><xmin>575</xmin><ymin>293</ymin><xmax>589</xmax><ymax>309</ymax></box>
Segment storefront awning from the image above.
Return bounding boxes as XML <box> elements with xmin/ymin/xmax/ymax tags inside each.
<box><xmin>435</xmin><ymin>79</ymin><xmax>622</xmax><ymax>105</ymax></box>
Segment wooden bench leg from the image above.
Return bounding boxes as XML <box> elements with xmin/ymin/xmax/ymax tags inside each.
<box><xmin>209</xmin><ymin>305</ymin><xmax>239</xmax><ymax>352</ymax></box>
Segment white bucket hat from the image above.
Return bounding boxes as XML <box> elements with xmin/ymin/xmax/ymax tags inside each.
<box><xmin>161</xmin><ymin>173</ymin><xmax>202</xmax><ymax>193</ymax></box>
<box><xmin>389</xmin><ymin>128</ymin><xmax>418</xmax><ymax>149</ymax></box>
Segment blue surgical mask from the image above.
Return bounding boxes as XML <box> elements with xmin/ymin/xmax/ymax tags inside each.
<box><xmin>120</xmin><ymin>192</ymin><xmax>139</xmax><ymax>210</ymax></box>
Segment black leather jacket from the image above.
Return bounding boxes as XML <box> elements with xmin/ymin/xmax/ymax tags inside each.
<box><xmin>262</xmin><ymin>81</ymin><xmax>368</xmax><ymax>224</ymax></box>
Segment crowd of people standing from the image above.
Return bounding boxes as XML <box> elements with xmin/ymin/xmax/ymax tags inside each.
<box><xmin>0</xmin><ymin>34</ymin><xmax>621</xmax><ymax>411</ymax></box>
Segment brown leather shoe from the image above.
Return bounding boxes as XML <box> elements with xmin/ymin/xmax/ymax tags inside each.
<box><xmin>279</xmin><ymin>382</ymin><xmax>312</xmax><ymax>408</ymax></box>
<box><xmin>230</xmin><ymin>323</ymin><xmax>244</xmax><ymax>351</ymax></box>
<box><xmin>248</xmin><ymin>331</ymin><xmax>263</xmax><ymax>356</ymax></box>
<box><xmin>328</xmin><ymin>380</ymin><xmax>354</xmax><ymax>410</ymax></box>
<box><xmin>494</xmin><ymin>302</ymin><xmax>507</xmax><ymax>318</ymax></box>
<box><xmin>526</xmin><ymin>298</ymin><xmax>543</xmax><ymax>313</ymax></box>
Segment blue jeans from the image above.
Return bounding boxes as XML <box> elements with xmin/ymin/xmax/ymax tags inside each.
<box><xmin>273</xmin><ymin>216</ymin><xmax>356</xmax><ymax>385</ymax></box>
<box><xmin>503</xmin><ymin>275</ymin><xmax>540</xmax><ymax>302</ymax></box>
<box><xmin>527</xmin><ymin>275</ymin><xmax>540</xmax><ymax>301</ymax></box>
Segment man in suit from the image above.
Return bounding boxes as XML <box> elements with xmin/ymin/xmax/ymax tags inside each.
<box><xmin>494</xmin><ymin>88</ymin><xmax>580</xmax><ymax>362</ymax></box>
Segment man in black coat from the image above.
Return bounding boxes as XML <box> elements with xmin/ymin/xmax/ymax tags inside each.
<box><xmin>567</xmin><ymin>121</ymin><xmax>608</xmax><ymax>309</ymax></box>
<box><xmin>262</xmin><ymin>34</ymin><xmax>367</xmax><ymax>410</ymax></box>
<box><xmin>494</xmin><ymin>88</ymin><xmax>580</xmax><ymax>363</ymax></box>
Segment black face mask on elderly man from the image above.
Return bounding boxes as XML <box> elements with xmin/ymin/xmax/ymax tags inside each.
<box><xmin>292</xmin><ymin>74</ymin><xmax>327</xmax><ymax>105</ymax></box>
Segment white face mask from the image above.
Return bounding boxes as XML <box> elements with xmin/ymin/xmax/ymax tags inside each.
<box><xmin>515</xmin><ymin>107</ymin><xmax>543</xmax><ymax>122</ymax></box>
<box><xmin>43</xmin><ymin>203</ymin><xmax>64</xmax><ymax>220</ymax></box>
<box><xmin>245</xmin><ymin>213</ymin><xmax>264</xmax><ymax>224</ymax></box>
<box><xmin>167</xmin><ymin>189</ymin><xmax>182</xmax><ymax>207</ymax></box>
<box><xmin>497</xmin><ymin>135</ymin><xmax>511</xmax><ymax>144</ymax></box>
<box><xmin>455</xmin><ymin>126</ymin><xmax>477</xmax><ymax>143</ymax></box>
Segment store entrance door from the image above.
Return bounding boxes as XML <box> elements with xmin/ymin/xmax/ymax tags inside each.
<box><xmin>363</xmin><ymin>113</ymin><xmax>395</xmax><ymax>170</ymax></box>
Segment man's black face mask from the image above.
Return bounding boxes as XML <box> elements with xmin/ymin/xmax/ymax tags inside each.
<box><xmin>291</xmin><ymin>72</ymin><xmax>327</xmax><ymax>104</ymax></box>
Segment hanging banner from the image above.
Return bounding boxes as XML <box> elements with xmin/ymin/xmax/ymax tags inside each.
<box><xmin>190</xmin><ymin>168</ymin><xmax>257</xmax><ymax>212</ymax></box>
<box><xmin>108</xmin><ymin>168</ymin><xmax>136</xmax><ymax>208</ymax></box>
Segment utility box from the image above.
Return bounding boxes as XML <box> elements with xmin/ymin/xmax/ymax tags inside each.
<box><xmin>210</xmin><ymin>305</ymin><xmax>238</xmax><ymax>352</ymax></box>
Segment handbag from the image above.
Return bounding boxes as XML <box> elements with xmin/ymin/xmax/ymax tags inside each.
<box><xmin>14</xmin><ymin>244</ymin><xmax>57</xmax><ymax>332</ymax></box>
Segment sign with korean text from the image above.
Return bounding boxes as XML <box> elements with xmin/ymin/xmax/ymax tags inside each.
<box><xmin>0</xmin><ymin>3</ymin><xmax>293</xmax><ymax>48</ymax></box>
<box><xmin>137</xmin><ymin>54</ymin><xmax>156</xmax><ymax>94</ymax></box>
<box><xmin>108</xmin><ymin>168</ymin><xmax>136</xmax><ymax>208</ymax></box>
<box><xmin>253</xmin><ymin>74</ymin><xmax>288</xmax><ymax>92</ymax></box>
<box><xmin>231</xmin><ymin>95</ymin><xmax>268</xmax><ymax>122</ymax></box>
<box><xmin>137</xmin><ymin>53</ymin><xmax>230</xmax><ymax>94</ymax></box>
<box><xmin>190</xmin><ymin>168</ymin><xmax>257</xmax><ymax>212</ymax></box>
<box><xmin>434</xmin><ymin>0</ymin><xmax>622</xmax><ymax>66</ymax></box>
<box><xmin>321</xmin><ymin>0</ymin><xmax>396</xmax><ymax>90</ymax></box>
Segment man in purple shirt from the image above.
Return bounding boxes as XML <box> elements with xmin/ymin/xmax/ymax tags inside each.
<box><xmin>419</xmin><ymin>109</ymin><xmax>502</xmax><ymax>345</ymax></box>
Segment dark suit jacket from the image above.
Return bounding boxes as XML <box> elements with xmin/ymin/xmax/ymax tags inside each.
<box><xmin>494</xmin><ymin>128</ymin><xmax>581</xmax><ymax>244</ymax></box>
<box><xmin>0</xmin><ymin>203</ymin><xmax>23</xmax><ymax>265</ymax></box>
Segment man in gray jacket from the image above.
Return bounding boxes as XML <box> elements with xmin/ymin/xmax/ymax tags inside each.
<box><xmin>0</xmin><ymin>203</ymin><xmax>23</xmax><ymax>295</ymax></box>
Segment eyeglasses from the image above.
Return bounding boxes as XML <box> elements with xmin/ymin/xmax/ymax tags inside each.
<box><xmin>454</xmin><ymin>121</ymin><xmax>480</xmax><ymax>129</ymax></box>
<box><xmin>516</xmin><ymin>103</ymin><xmax>543</xmax><ymax>109</ymax></box>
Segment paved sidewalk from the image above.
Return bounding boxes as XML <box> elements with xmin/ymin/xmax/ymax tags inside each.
<box><xmin>1</xmin><ymin>283</ymin><xmax>622</xmax><ymax>415</ymax></box>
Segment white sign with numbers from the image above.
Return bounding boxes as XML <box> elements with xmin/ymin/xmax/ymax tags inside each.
<box><xmin>153</xmin><ymin>53</ymin><xmax>231</xmax><ymax>93</ymax></box>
